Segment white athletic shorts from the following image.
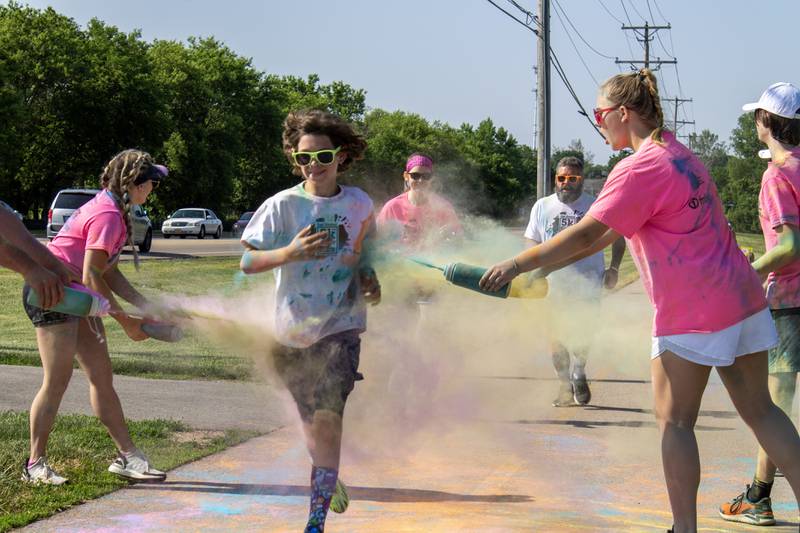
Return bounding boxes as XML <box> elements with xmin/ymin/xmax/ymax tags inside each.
<box><xmin>651</xmin><ymin>307</ymin><xmax>778</xmax><ymax>367</ymax></box>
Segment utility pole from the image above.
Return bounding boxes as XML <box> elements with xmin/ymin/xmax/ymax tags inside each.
<box><xmin>663</xmin><ymin>96</ymin><xmax>694</xmax><ymax>137</ymax></box>
<box><xmin>615</xmin><ymin>22</ymin><xmax>676</xmax><ymax>70</ymax></box>
<box><xmin>536</xmin><ymin>0</ymin><xmax>551</xmax><ymax>199</ymax></box>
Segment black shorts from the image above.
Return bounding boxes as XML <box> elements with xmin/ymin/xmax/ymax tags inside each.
<box><xmin>22</xmin><ymin>284</ymin><xmax>76</xmax><ymax>327</ymax></box>
<box><xmin>272</xmin><ymin>329</ymin><xmax>363</xmax><ymax>423</ymax></box>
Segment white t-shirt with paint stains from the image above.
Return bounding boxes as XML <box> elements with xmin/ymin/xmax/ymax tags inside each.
<box><xmin>242</xmin><ymin>183</ymin><xmax>375</xmax><ymax>348</ymax></box>
<box><xmin>524</xmin><ymin>192</ymin><xmax>605</xmax><ymax>301</ymax></box>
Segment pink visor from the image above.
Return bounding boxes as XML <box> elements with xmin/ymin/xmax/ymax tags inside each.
<box><xmin>405</xmin><ymin>154</ymin><xmax>433</xmax><ymax>172</ymax></box>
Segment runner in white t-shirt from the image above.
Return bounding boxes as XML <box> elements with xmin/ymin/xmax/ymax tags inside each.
<box><xmin>524</xmin><ymin>156</ymin><xmax>626</xmax><ymax>406</ymax></box>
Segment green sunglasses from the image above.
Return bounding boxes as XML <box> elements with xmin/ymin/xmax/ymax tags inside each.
<box><xmin>291</xmin><ymin>147</ymin><xmax>342</xmax><ymax>167</ymax></box>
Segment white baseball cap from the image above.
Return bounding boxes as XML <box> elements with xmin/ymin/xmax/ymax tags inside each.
<box><xmin>742</xmin><ymin>82</ymin><xmax>800</xmax><ymax>119</ymax></box>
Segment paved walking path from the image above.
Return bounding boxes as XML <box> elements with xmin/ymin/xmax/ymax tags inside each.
<box><xmin>7</xmin><ymin>280</ymin><xmax>800</xmax><ymax>532</ymax></box>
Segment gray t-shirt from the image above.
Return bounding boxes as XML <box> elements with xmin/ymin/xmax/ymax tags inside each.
<box><xmin>242</xmin><ymin>183</ymin><xmax>375</xmax><ymax>348</ymax></box>
<box><xmin>524</xmin><ymin>192</ymin><xmax>605</xmax><ymax>301</ymax></box>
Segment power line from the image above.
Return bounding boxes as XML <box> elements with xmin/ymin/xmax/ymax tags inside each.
<box><xmin>596</xmin><ymin>0</ymin><xmax>625</xmax><ymax>25</ymax></box>
<box><xmin>504</xmin><ymin>0</ymin><xmax>537</xmax><ymax>24</ymax></box>
<box><xmin>651</xmin><ymin>0</ymin><xmax>677</xmax><ymax>56</ymax></box>
<box><xmin>619</xmin><ymin>0</ymin><xmax>634</xmax><ymax>27</ymax></box>
<box><xmin>549</xmin><ymin>48</ymin><xmax>605</xmax><ymax>139</ymax></box>
<box><xmin>626</xmin><ymin>0</ymin><xmax>648</xmax><ymax>23</ymax></box>
<box><xmin>551</xmin><ymin>1</ymin><xmax>600</xmax><ymax>84</ymax></box>
<box><xmin>485</xmin><ymin>0</ymin><xmax>539</xmax><ymax>35</ymax></box>
<box><xmin>552</xmin><ymin>0</ymin><xmax>616</xmax><ymax>60</ymax></box>
<box><xmin>483</xmin><ymin>0</ymin><xmax>604</xmax><ymax>140</ymax></box>
<box><xmin>596</xmin><ymin>0</ymin><xmax>637</xmax><ymax>60</ymax></box>
<box><xmin>646</xmin><ymin>0</ymin><xmax>675</xmax><ymax>60</ymax></box>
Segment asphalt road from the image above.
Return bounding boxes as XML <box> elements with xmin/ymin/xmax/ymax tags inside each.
<box><xmin>8</xmin><ymin>282</ymin><xmax>800</xmax><ymax>532</ymax></box>
<box><xmin>38</xmin><ymin>235</ymin><xmax>247</xmax><ymax>260</ymax></box>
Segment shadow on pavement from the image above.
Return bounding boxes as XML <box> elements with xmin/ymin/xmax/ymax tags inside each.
<box><xmin>483</xmin><ymin>376</ymin><xmax>650</xmax><ymax>384</ymax></box>
<box><xmin>585</xmin><ymin>404</ymin><xmax>739</xmax><ymax>419</ymax></box>
<box><xmin>511</xmin><ymin>419</ymin><xmax>732</xmax><ymax>431</ymax></box>
<box><xmin>131</xmin><ymin>481</ymin><xmax>533</xmax><ymax>503</ymax></box>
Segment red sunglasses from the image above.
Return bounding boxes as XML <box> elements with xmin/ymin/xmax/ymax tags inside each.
<box><xmin>593</xmin><ymin>105</ymin><xmax>620</xmax><ymax>127</ymax></box>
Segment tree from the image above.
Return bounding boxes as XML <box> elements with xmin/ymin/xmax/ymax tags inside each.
<box><xmin>719</xmin><ymin>113</ymin><xmax>766</xmax><ymax>232</ymax></box>
<box><xmin>689</xmin><ymin>129</ymin><xmax>729</xmax><ymax>190</ymax></box>
<box><xmin>147</xmin><ymin>37</ymin><xmax>262</xmax><ymax>219</ymax></box>
<box><xmin>0</xmin><ymin>3</ymin><xmax>87</xmax><ymax>219</ymax></box>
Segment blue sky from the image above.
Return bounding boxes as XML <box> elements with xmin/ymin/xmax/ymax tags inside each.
<box><xmin>20</xmin><ymin>0</ymin><xmax>796</xmax><ymax>164</ymax></box>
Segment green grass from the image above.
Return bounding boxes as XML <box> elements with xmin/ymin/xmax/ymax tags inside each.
<box><xmin>0</xmin><ymin>233</ymin><xmax>767</xmax><ymax>380</ymax></box>
<box><xmin>735</xmin><ymin>232</ymin><xmax>767</xmax><ymax>256</ymax></box>
<box><xmin>0</xmin><ymin>411</ymin><xmax>258</xmax><ymax>532</ymax></box>
<box><xmin>0</xmin><ymin>257</ymin><xmax>258</xmax><ymax>381</ymax></box>
<box><xmin>603</xmin><ymin>246</ymin><xmax>639</xmax><ymax>291</ymax></box>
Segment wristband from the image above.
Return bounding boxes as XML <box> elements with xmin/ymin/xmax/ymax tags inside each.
<box><xmin>511</xmin><ymin>258</ymin><xmax>520</xmax><ymax>273</ymax></box>
<box><xmin>609</xmin><ymin>266</ymin><xmax>619</xmax><ymax>272</ymax></box>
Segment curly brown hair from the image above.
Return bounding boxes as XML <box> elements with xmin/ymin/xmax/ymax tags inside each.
<box><xmin>282</xmin><ymin>109</ymin><xmax>367</xmax><ymax>175</ymax></box>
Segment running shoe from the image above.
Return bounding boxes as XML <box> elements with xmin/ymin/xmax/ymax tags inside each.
<box><xmin>108</xmin><ymin>449</ymin><xmax>166</xmax><ymax>482</ymax></box>
<box><xmin>22</xmin><ymin>457</ymin><xmax>68</xmax><ymax>485</ymax></box>
<box><xmin>330</xmin><ymin>478</ymin><xmax>349</xmax><ymax>513</ymax></box>
<box><xmin>719</xmin><ymin>486</ymin><xmax>776</xmax><ymax>526</ymax></box>
<box><xmin>552</xmin><ymin>381</ymin><xmax>575</xmax><ymax>407</ymax></box>
<box><xmin>572</xmin><ymin>375</ymin><xmax>592</xmax><ymax>405</ymax></box>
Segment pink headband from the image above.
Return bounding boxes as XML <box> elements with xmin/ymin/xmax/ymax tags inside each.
<box><xmin>405</xmin><ymin>155</ymin><xmax>433</xmax><ymax>172</ymax></box>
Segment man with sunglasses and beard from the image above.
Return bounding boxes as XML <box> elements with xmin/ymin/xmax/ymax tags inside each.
<box><xmin>524</xmin><ymin>156</ymin><xmax>626</xmax><ymax>406</ymax></box>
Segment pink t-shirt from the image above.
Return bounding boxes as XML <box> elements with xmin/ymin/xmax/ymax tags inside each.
<box><xmin>48</xmin><ymin>191</ymin><xmax>128</xmax><ymax>277</ymax></box>
<box><xmin>377</xmin><ymin>192</ymin><xmax>462</xmax><ymax>247</ymax></box>
<box><xmin>588</xmin><ymin>132</ymin><xmax>766</xmax><ymax>336</ymax></box>
<box><xmin>759</xmin><ymin>148</ymin><xmax>800</xmax><ymax>309</ymax></box>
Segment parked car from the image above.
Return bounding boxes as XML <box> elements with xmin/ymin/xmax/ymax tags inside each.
<box><xmin>47</xmin><ymin>189</ymin><xmax>154</xmax><ymax>253</ymax></box>
<box><xmin>231</xmin><ymin>211</ymin><xmax>254</xmax><ymax>238</ymax></box>
<box><xmin>162</xmin><ymin>208</ymin><xmax>222</xmax><ymax>239</ymax></box>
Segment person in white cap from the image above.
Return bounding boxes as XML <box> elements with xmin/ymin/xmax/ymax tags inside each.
<box><xmin>720</xmin><ymin>82</ymin><xmax>800</xmax><ymax>526</ymax></box>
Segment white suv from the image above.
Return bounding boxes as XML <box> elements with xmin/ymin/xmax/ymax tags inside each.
<box><xmin>162</xmin><ymin>208</ymin><xmax>222</xmax><ymax>239</ymax></box>
<box><xmin>47</xmin><ymin>189</ymin><xmax>154</xmax><ymax>252</ymax></box>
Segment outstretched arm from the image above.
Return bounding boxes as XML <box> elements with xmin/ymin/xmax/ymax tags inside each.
<box><xmin>752</xmin><ymin>223</ymin><xmax>800</xmax><ymax>281</ymax></box>
<box><xmin>480</xmin><ymin>215</ymin><xmax>619</xmax><ymax>291</ymax></box>
<box><xmin>0</xmin><ymin>206</ymin><xmax>73</xmax><ymax>281</ymax></box>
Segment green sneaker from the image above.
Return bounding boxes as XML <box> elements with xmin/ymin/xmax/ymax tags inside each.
<box><xmin>718</xmin><ymin>486</ymin><xmax>775</xmax><ymax>526</ymax></box>
<box><xmin>329</xmin><ymin>478</ymin><xmax>349</xmax><ymax>514</ymax></box>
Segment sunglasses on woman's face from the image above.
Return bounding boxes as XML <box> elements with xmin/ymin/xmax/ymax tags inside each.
<box><xmin>291</xmin><ymin>147</ymin><xmax>342</xmax><ymax>167</ymax></box>
<box><xmin>407</xmin><ymin>172</ymin><xmax>433</xmax><ymax>181</ymax></box>
<box><xmin>556</xmin><ymin>175</ymin><xmax>582</xmax><ymax>184</ymax></box>
<box><xmin>593</xmin><ymin>105</ymin><xmax>620</xmax><ymax>127</ymax></box>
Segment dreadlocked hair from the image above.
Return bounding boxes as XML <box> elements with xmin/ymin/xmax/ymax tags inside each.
<box><xmin>602</xmin><ymin>68</ymin><xmax>666</xmax><ymax>145</ymax></box>
<box><xmin>99</xmin><ymin>149</ymin><xmax>153</xmax><ymax>270</ymax></box>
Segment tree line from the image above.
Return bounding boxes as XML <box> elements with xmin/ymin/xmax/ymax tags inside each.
<box><xmin>0</xmin><ymin>3</ymin><xmax>767</xmax><ymax>231</ymax></box>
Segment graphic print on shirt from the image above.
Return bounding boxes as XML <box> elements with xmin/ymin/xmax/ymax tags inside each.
<box><xmin>313</xmin><ymin>214</ymin><xmax>350</xmax><ymax>257</ymax></box>
<box><xmin>548</xmin><ymin>210</ymin><xmax>586</xmax><ymax>238</ymax></box>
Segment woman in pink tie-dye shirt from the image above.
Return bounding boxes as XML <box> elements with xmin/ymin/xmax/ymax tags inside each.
<box><xmin>480</xmin><ymin>69</ymin><xmax>800</xmax><ymax>533</ymax></box>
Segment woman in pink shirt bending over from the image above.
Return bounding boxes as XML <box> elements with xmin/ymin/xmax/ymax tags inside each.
<box><xmin>21</xmin><ymin>149</ymin><xmax>168</xmax><ymax>485</ymax></box>
<box><xmin>480</xmin><ymin>69</ymin><xmax>800</xmax><ymax>533</ymax></box>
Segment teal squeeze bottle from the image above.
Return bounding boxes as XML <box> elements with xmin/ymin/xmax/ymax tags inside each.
<box><xmin>26</xmin><ymin>285</ymin><xmax>108</xmax><ymax>317</ymax></box>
